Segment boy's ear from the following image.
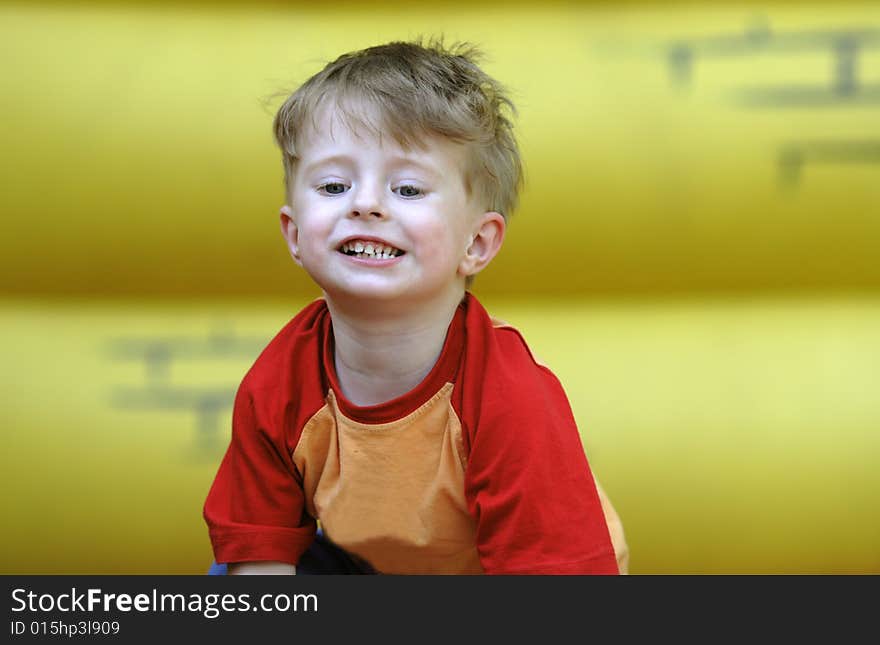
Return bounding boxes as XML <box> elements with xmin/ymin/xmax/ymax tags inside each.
<box><xmin>279</xmin><ymin>205</ymin><xmax>301</xmax><ymax>265</ymax></box>
<box><xmin>459</xmin><ymin>211</ymin><xmax>506</xmax><ymax>277</ymax></box>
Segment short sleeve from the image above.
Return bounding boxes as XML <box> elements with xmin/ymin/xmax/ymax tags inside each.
<box><xmin>203</xmin><ymin>382</ymin><xmax>316</xmax><ymax>565</ymax></box>
<box><xmin>463</xmin><ymin>362</ymin><xmax>619</xmax><ymax>575</ymax></box>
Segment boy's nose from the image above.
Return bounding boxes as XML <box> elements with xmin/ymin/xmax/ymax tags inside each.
<box><xmin>349</xmin><ymin>183</ymin><xmax>386</xmax><ymax>219</ymax></box>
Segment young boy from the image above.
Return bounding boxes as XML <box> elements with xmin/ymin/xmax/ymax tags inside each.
<box><xmin>204</xmin><ymin>39</ymin><xmax>627</xmax><ymax>575</ymax></box>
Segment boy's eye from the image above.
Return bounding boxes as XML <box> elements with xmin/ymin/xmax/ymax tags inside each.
<box><xmin>319</xmin><ymin>182</ymin><xmax>347</xmax><ymax>195</ymax></box>
<box><xmin>395</xmin><ymin>185</ymin><xmax>422</xmax><ymax>198</ymax></box>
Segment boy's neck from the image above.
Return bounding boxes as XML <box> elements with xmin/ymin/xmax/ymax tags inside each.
<box><xmin>324</xmin><ymin>289</ymin><xmax>466</xmax><ymax>408</ymax></box>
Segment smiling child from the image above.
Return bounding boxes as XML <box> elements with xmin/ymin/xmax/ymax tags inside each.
<box><xmin>204</xmin><ymin>39</ymin><xmax>627</xmax><ymax>575</ymax></box>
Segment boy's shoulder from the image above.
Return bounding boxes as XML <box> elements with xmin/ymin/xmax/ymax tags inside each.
<box><xmin>229</xmin><ymin>298</ymin><xmax>333</xmax><ymax>445</ymax></box>
<box><xmin>239</xmin><ymin>297</ymin><xmax>329</xmax><ymax>394</ymax></box>
<box><xmin>462</xmin><ymin>294</ymin><xmax>556</xmax><ymax>383</ymax></box>
<box><xmin>458</xmin><ymin>294</ymin><xmax>574</xmax><ymax>428</ymax></box>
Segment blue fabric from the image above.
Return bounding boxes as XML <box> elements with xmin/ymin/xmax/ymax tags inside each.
<box><xmin>208</xmin><ymin>530</ymin><xmax>375</xmax><ymax>575</ymax></box>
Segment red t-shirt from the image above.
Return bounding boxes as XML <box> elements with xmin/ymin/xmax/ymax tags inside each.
<box><xmin>204</xmin><ymin>293</ymin><xmax>619</xmax><ymax>574</ymax></box>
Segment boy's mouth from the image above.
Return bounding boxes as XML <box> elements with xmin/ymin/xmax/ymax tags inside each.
<box><xmin>338</xmin><ymin>239</ymin><xmax>404</xmax><ymax>259</ymax></box>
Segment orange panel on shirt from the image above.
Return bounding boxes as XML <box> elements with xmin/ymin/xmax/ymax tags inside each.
<box><xmin>292</xmin><ymin>384</ymin><xmax>483</xmax><ymax>574</ymax></box>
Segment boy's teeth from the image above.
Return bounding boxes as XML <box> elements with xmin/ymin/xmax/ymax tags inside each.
<box><xmin>341</xmin><ymin>240</ymin><xmax>403</xmax><ymax>258</ymax></box>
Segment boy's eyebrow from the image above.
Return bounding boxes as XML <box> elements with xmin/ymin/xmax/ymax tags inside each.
<box><xmin>299</xmin><ymin>154</ymin><xmax>354</xmax><ymax>175</ymax></box>
<box><xmin>300</xmin><ymin>153</ymin><xmax>442</xmax><ymax>177</ymax></box>
<box><xmin>386</xmin><ymin>154</ymin><xmax>442</xmax><ymax>177</ymax></box>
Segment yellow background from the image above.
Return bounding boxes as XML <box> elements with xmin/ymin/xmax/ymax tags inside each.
<box><xmin>1</xmin><ymin>1</ymin><xmax>878</xmax><ymax>573</ymax></box>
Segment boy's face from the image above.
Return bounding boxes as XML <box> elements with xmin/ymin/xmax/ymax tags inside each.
<box><xmin>281</xmin><ymin>104</ymin><xmax>504</xmax><ymax>308</ymax></box>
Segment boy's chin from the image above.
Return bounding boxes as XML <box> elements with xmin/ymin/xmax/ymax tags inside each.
<box><xmin>321</xmin><ymin>280</ymin><xmax>464</xmax><ymax>309</ymax></box>
<box><xmin>322</xmin><ymin>282</ymin><xmax>411</xmax><ymax>304</ymax></box>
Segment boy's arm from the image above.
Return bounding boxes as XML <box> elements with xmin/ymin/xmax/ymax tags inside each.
<box><xmin>204</xmin><ymin>382</ymin><xmax>317</xmax><ymax>567</ymax></box>
<box><xmin>595</xmin><ymin>479</ymin><xmax>629</xmax><ymax>574</ymax></box>
<box><xmin>228</xmin><ymin>562</ymin><xmax>296</xmax><ymax>575</ymax></box>
<box><xmin>462</xmin><ymin>352</ymin><xmax>620</xmax><ymax>574</ymax></box>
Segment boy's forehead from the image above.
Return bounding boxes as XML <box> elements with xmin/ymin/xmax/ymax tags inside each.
<box><xmin>302</xmin><ymin>101</ymin><xmax>414</xmax><ymax>150</ymax></box>
<box><xmin>298</xmin><ymin>102</ymin><xmax>468</xmax><ymax>166</ymax></box>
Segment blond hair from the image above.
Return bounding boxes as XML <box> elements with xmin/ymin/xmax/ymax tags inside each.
<box><xmin>273</xmin><ymin>38</ymin><xmax>523</xmax><ymax>218</ymax></box>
